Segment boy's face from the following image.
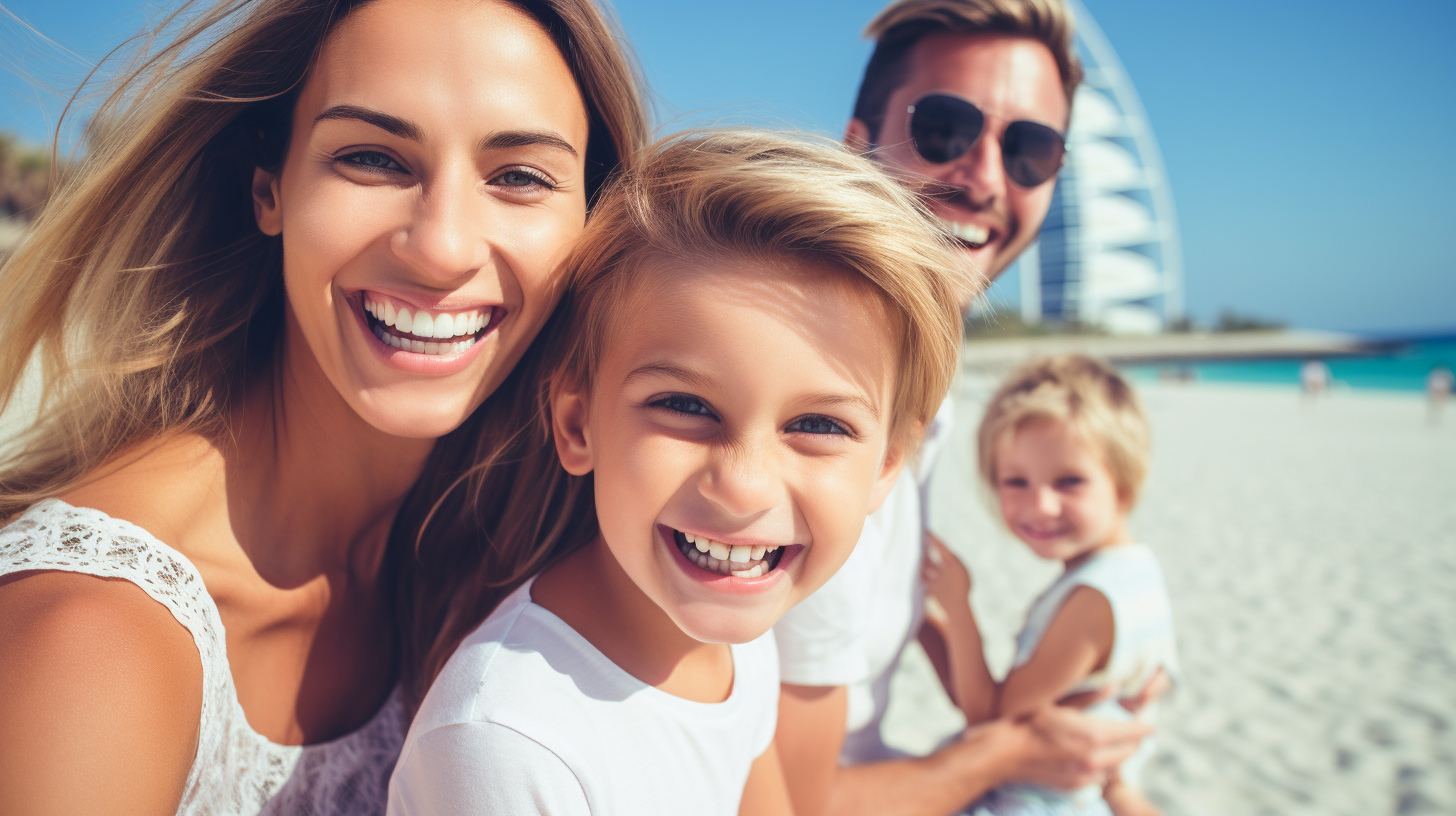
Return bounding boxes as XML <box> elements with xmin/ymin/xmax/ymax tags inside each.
<box><xmin>552</xmin><ymin>258</ymin><xmax>905</xmax><ymax>644</ymax></box>
<box><xmin>993</xmin><ymin>418</ymin><xmax>1130</xmax><ymax>565</ymax></box>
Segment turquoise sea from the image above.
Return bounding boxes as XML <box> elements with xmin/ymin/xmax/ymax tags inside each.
<box><xmin>1121</xmin><ymin>337</ymin><xmax>1456</xmax><ymax>393</ymax></box>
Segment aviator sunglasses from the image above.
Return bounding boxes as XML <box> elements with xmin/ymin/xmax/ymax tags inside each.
<box><xmin>907</xmin><ymin>93</ymin><xmax>1067</xmax><ymax>188</ymax></box>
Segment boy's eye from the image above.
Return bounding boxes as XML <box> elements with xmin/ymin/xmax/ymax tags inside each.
<box><xmin>786</xmin><ymin>414</ymin><xmax>849</xmax><ymax>436</ymax></box>
<box><xmin>1002</xmin><ymin>477</ymin><xmax>1028</xmax><ymax>488</ymax></box>
<box><xmin>1055</xmin><ymin>476</ymin><xmax>1086</xmax><ymax>490</ymax></box>
<box><xmin>338</xmin><ymin>150</ymin><xmax>405</xmax><ymax>173</ymax></box>
<box><xmin>651</xmin><ymin>394</ymin><xmax>716</xmax><ymax>418</ymax></box>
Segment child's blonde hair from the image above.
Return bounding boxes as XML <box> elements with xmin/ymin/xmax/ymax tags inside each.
<box><xmin>551</xmin><ymin>129</ymin><xmax>976</xmax><ymax>447</ymax></box>
<box><xmin>399</xmin><ymin>129</ymin><xmax>977</xmax><ymax>704</ymax></box>
<box><xmin>977</xmin><ymin>355</ymin><xmax>1150</xmax><ymax>505</ymax></box>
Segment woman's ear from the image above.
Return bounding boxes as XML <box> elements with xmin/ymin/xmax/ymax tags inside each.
<box><xmin>252</xmin><ymin>167</ymin><xmax>283</xmax><ymax>236</ymax></box>
<box><xmin>551</xmin><ymin>381</ymin><xmax>594</xmax><ymax>476</ymax></box>
<box><xmin>866</xmin><ymin>438</ymin><xmax>908</xmax><ymax>515</ymax></box>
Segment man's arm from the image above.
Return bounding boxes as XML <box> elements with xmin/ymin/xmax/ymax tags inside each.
<box><xmin>777</xmin><ymin>681</ymin><xmax>1153</xmax><ymax>816</ymax></box>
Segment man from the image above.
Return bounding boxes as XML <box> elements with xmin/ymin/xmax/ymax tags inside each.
<box><xmin>772</xmin><ymin>2</ymin><xmax>1160</xmax><ymax>814</ymax></box>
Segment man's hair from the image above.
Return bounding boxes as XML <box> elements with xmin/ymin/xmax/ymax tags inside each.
<box><xmin>977</xmin><ymin>355</ymin><xmax>1150</xmax><ymax>506</ymax></box>
<box><xmin>852</xmin><ymin>0</ymin><xmax>1084</xmax><ymax>142</ymax></box>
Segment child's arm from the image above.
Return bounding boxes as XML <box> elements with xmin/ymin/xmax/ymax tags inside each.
<box><xmin>995</xmin><ymin>586</ymin><xmax>1114</xmax><ymax>720</ymax></box>
<box><xmin>740</xmin><ymin>739</ymin><xmax>795</xmax><ymax>816</ymax></box>
<box><xmin>921</xmin><ymin>535</ymin><xmax>1116</xmax><ymax>725</ymax></box>
<box><xmin>920</xmin><ymin>533</ymin><xmax>997</xmax><ymax>723</ymax></box>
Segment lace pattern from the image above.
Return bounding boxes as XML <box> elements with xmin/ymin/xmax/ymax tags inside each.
<box><xmin>0</xmin><ymin>499</ymin><xmax>405</xmax><ymax>816</ymax></box>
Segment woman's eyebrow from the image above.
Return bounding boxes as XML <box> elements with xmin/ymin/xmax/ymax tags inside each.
<box><xmin>480</xmin><ymin>130</ymin><xmax>578</xmax><ymax>157</ymax></box>
<box><xmin>314</xmin><ymin>105</ymin><xmax>420</xmax><ymax>141</ymax></box>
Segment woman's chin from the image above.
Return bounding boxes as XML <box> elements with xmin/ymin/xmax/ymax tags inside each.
<box><xmin>348</xmin><ymin>389</ymin><xmax>483</xmax><ymax>441</ymax></box>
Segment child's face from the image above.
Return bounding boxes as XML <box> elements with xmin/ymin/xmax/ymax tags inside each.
<box><xmin>553</xmin><ymin>258</ymin><xmax>905</xmax><ymax>644</ymax></box>
<box><xmin>993</xmin><ymin>418</ymin><xmax>1130</xmax><ymax>564</ymax></box>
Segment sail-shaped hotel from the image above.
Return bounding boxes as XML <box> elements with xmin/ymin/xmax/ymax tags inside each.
<box><xmin>1018</xmin><ymin>1</ymin><xmax>1183</xmax><ymax>333</ymax></box>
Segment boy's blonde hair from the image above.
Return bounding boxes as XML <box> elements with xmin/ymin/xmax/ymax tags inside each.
<box><xmin>400</xmin><ymin>129</ymin><xmax>977</xmax><ymax>704</ymax></box>
<box><xmin>977</xmin><ymin>355</ymin><xmax>1149</xmax><ymax>505</ymax></box>
<box><xmin>551</xmin><ymin>129</ymin><xmax>976</xmax><ymax>448</ymax></box>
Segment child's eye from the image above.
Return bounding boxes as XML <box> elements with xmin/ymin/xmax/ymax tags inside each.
<box><xmin>1055</xmin><ymin>476</ymin><xmax>1085</xmax><ymax>489</ymax></box>
<box><xmin>1002</xmin><ymin>477</ymin><xmax>1028</xmax><ymax>489</ymax></box>
<box><xmin>337</xmin><ymin>150</ymin><xmax>406</xmax><ymax>174</ymax></box>
<box><xmin>651</xmin><ymin>394</ymin><xmax>716</xmax><ymax>419</ymax></box>
<box><xmin>786</xmin><ymin>414</ymin><xmax>849</xmax><ymax>436</ymax></box>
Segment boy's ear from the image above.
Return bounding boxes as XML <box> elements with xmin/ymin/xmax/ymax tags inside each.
<box><xmin>866</xmin><ymin>437</ymin><xmax>908</xmax><ymax>515</ymax></box>
<box><xmin>551</xmin><ymin>380</ymin><xmax>594</xmax><ymax>476</ymax></box>
<box><xmin>252</xmin><ymin>166</ymin><xmax>283</xmax><ymax>236</ymax></box>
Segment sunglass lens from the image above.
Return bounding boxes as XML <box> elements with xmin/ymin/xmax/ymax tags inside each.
<box><xmin>1002</xmin><ymin>121</ymin><xmax>1066</xmax><ymax>187</ymax></box>
<box><xmin>909</xmin><ymin>94</ymin><xmax>984</xmax><ymax>164</ymax></box>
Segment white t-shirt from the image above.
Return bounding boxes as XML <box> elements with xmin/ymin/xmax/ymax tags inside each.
<box><xmin>773</xmin><ymin>396</ymin><xmax>955</xmax><ymax>764</ymax></box>
<box><xmin>387</xmin><ymin>577</ymin><xmax>780</xmax><ymax>816</ymax></box>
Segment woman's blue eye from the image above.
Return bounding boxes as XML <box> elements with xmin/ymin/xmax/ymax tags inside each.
<box><xmin>787</xmin><ymin>415</ymin><xmax>848</xmax><ymax>436</ymax></box>
<box><xmin>654</xmin><ymin>394</ymin><xmax>714</xmax><ymax>418</ymax></box>
<box><xmin>493</xmin><ymin>169</ymin><xmax>554</xmax><ymax>189</ymax></box>
<box><xmin>340</xmin><ymin>151</ymin><xmax>404</xmax><ymax>172</ymax></box>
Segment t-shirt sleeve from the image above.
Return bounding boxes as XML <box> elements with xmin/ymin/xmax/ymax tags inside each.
<box><xmin>388</xmin><ymin>721</ymin><xmax>590</xmax><ymax>816</ymax></box>
<box><xmin>772</xmin><ymin>548</ymin><xmax>875</xmax><ymax>688</ymax></box>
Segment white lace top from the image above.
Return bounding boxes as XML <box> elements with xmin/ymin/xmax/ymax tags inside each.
<box><xmin>0</xmin><ymin>499</ymin><xmax>406</xmax><ymax>816</ymax></box>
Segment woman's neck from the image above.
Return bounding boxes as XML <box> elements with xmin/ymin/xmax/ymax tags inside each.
<box><xmin>222</xmin><ymin>332</ymin><xmax>435</xmax><ymax>589</ymax></box>
<box><xmin>533</xmin><ymin>536</ymin><xmax>735</xmax><ymax>704</ymax></box>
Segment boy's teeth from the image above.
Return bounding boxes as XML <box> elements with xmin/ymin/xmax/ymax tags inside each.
<box><xmin>708</xmin><ymin>541</ymin><xmax>730</xmax><ymax>560</ymax></box>
<box><xmin>729</xmin><ymin>545</ymin><xmax>750</xmax><ymax>563</ymax></box>
<box><xmin>750</xmin><ymin>545</ymin><xmax>765</xmax><ymax>560</ymax></box>
<box><xmin>695</xmin><ymin>538</ymin><xmax>709</xmax><ymax>553</ymax></box>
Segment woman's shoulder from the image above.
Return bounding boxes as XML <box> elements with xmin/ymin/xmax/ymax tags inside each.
<box><xmin>0</xmin><ymin>566</ymin><xmax>203</xmax><ymax>813</ymax></box>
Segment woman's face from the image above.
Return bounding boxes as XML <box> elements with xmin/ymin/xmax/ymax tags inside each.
<box><xmin>253</xmin><ymin>0</ymin><xmax>591</xmax><ymax>439</ymax></box>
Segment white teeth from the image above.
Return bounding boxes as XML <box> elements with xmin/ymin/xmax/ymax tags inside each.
<box><xmin>413</xmin><ymin>311</ymin><xmax>434</xmax><ymax>338</ymax></box>
<box><xmin>729</xmin><ymin>544</ymin><xmax>750</xmax><ymax>563</ymax></box>
<box><xmin>396</xmin><ymin>307</ymin><xmax>414</xmax><ymax>334</ymax></box>
<box><xmin>941</xmin><ymin>218</ymin><xmax>990</xmax><ymax>246</ymax></box>
<box><xmin>708</xmin><ymin>541</ymin><xmax>729</xmax><ymax>560</ymax></box>
<box><xmin>694</xmin><ymin>537</ymin><xmax>709</xmax><ymax>553</ymax></box>
<box><xmin>432</xmin><ymin>313</ymin><xmax>453</xmax><ymax>339</ymax></box>
<box><xmin>750</xmin><ymin>545</ymin><xmax>766</xmax><ymax>561</ymax></box>
<box><xmin>424</xmin><ymin>342</ymin><xmax>438</xmax><ymax>354</ymax></box>
<box><xmin>384</xmin><ymin>301</ymin><xmax>397</xmax><ymax>326</ymax></box>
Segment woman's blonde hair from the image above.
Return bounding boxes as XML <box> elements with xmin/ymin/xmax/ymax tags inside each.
<box><xmin>397</xmin><ymin>129</ymin><xmax>977</xmax><ymax>705</ymax></box>
<box><xmin>0</xmin><ymin>0</ymin><xmax>647</xmax><ymax>515</ymax></box>
<box><xmin>977</xmin><ymin>354</ymin><xmax>1150</xmax><ymax>505</ymax></box>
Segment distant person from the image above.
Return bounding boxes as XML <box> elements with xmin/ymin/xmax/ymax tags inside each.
<box><xmin>771</xmin><ymin>2</ymin><xmax>1164</xmax><ymax>816</ymax></box>
<box><xmin>924</xmin><ymin>355</ymin><xmax>1179</xmax><ymax>816</ymax></box>
<box><xmin>1428</xmin><ymin>365</ymin><xmax>1453</xmax><ymax>424</ymax></box>
<box><xmin>1300</xmin><ymin>359</ymin><xmax>1331</xmax><ymax>399</ymax></box>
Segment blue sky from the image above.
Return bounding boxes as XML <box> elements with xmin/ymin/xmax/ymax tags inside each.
<box><xmin>2</xmin><ymin>0</ymin><xmax>1453</xmax><ymax>333</ymax></box>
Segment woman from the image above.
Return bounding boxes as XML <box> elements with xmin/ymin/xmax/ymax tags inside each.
<box><xmin>0</xmin><ymin>0</ymin><xmax>645</xmax><ymax>813</ymax></box>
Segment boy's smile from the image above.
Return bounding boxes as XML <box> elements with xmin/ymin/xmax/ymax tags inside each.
<box><xmin>550</xmin><ymin>257</ymin><xmax>905</xmax><ymax>645</ymax></box>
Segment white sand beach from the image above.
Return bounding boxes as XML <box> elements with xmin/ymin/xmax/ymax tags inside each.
<box><xmin>883</xmin><ymin>376</ymin><xmax>1456</xmax><ymax>815</ymax></box>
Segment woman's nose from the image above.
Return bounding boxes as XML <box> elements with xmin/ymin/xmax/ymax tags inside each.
<box><xmin>392</xmin><ymin>168</ymin><xmax>490</xmax><ymax>283</ymax></box>
<box><xmin>697</xmin><ymin>447</ymin><xmax>782</xmax><ymax>520</ymax></box>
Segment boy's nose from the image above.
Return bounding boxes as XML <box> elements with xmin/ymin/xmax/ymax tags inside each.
<box><xmin>1034</xmin><ymin>486</ymin><xmax>1061</xmax><ymax>516</ymax></box>
<box><xmin>697</xmin><ymin>447</ymin><xmax>782</xmax><ymax>520</ymax></box>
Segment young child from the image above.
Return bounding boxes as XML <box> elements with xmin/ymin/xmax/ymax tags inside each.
<box><xmin>386</xmin><ymin>131</ymin><xmax>971</xmax><ymax>815</ymax></box>
<box><xmin>923</xmin><ymin>355</ymin><xmax>1180</xmax><ymax>816</ymax></box>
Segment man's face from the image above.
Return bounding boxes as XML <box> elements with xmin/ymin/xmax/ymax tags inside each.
<box><xmin>852</xmin><ymin>33</ymin><xmax>1069</xmax><ymax>282</ymax></box>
